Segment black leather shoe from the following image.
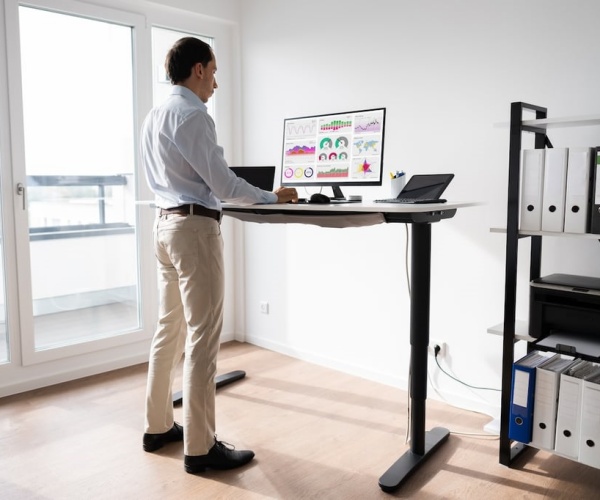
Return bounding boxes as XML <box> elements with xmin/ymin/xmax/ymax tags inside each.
<box><xmin>143</xmin><ymin>422</ymin><xmax>183</xmax><ymax>452</ymax></box>
<box><xmin>185</xmin><ymin>439</ymin><xmax>255</xmax><ymax>473</ymax></box>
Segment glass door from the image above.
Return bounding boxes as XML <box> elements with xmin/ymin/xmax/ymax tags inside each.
<box><xmin>1</xmin><ymin>0</ymin><xmax>235</xmax><ymax>394</ymax></box>
<box><xmin>15</xmin><ymin>6</ymin><xmax>141</xmax><ymax>360</ymax></box>
<box><xmin>0</xmin><ymin>203</ymin><xmax>7</xmax><ymax>364</ymax></box>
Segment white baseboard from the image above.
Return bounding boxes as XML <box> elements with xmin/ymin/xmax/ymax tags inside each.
<box><xmin>0</xmin><ymin>351</ymin><xmax>149</xmax><ymax>398</ymax></box>
<box><xmin>483</xmin><ymin>417</ymin><xmax>500</xmax><ymax>435</ymax></box>
<box><xmin>244</xmin><ymin>334</ymin><xmax>501</xmax><ymax>421</ymax></box>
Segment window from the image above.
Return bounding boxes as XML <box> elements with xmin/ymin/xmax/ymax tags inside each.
<box><xmin>18</xmin><ymin>6</ymin><xmax>141</xmax><ymax>351</ymax></box>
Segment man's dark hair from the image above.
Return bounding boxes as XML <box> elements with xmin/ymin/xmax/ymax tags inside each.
<box><xmin>165</xmin><ymin>37</ymin><xmax>213</xmax><ymax>84</ymax></box>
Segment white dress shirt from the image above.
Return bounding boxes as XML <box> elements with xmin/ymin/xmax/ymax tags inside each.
<box><xmin>141</xmin><ymin>85</ymin><xmax>277</xmax><ymax>210</ymax></box>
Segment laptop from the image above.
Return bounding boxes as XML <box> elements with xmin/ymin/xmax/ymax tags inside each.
<box><xmin>230</xmin><ymin>166</ymin><xmax>276</xmax><ymax>191</ymax></box>
<box><xmin>375</xmin><ymin>173</ymin><xmax>454</xmax><ymax>204</ymax></box>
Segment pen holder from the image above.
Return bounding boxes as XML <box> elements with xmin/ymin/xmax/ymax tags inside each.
<box><xmin>390</xmin><ymin>176</ymin><xmax>406</xmax><ymax>198</ymax></box>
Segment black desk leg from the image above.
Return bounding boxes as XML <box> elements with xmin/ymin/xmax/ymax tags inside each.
<box><xmin>172</xmin><ymin>370</ymin><xmax>246</xmax><ymax>407</ymax></box>
<box><xmin>379</xmin><ymin>223</ymin><xmax>450</xmax><ymax>493</ymax></box>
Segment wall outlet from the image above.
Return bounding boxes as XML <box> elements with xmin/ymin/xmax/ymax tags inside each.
<box><xmin>428</xmin><ymin>339</ymin><xmax>446</xmax><ymax>358</ymax></box>
<box><xmin>260</xmin><ymin>301</ymin><xmax>269</xmax><ymax>314</ymax></box>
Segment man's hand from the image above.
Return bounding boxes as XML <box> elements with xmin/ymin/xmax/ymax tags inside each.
<box><xmin>274</xmin><ymin>187</ymin><xmax>298</xmax><ymax>204</ymax></box>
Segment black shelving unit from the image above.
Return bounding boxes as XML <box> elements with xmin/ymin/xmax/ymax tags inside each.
<box><xmin>498</xmin><ymin>102</ymin><xmax>600</xmax><ymax>466</ymax></box>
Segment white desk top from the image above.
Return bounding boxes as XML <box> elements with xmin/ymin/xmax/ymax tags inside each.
<box><xmin>223</xmin><ymin>200</ymin><xmax>478</xmax><ymax>214</ymax></box>
<box><xmin>222</xmin><ymin>200</ymin><xmax>479</xmax><ymax>228</ymax></box>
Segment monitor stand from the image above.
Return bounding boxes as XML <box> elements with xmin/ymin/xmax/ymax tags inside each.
<box><xmin>331</xmin><ymin>185</ymin><xmax>362</xmax><ymax>203</ymax></box>
<box><xmin>331</xmin><ymin>185</ymin><xmax>346</xmax><ymax>200</ymax></box>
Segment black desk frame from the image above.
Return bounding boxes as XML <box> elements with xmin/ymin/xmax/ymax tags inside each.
<box><xmin>377</xmin><ymin>221</ymin><xmax>450</xmax><ymax>492</ymax></box>
<box><xmin>221</xmin><ymin>202</ymin><xmax>467</xmax><ymax>492</ymax></box>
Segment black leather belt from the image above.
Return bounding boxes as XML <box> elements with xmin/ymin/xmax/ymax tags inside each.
<box><xmin>159</xmin><ymin>204</ymin><xmax>222</xmax><ymax>222</ymax></box>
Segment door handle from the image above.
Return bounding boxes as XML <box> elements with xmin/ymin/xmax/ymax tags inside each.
<box><xmin>16</xmin><ymin>182</ymin><xmax>26</xmax><ymax>210</ymax></box>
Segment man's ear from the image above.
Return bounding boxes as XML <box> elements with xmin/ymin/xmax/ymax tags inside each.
<box><xmin>194</xmin><ymin>62</ymin><xmax>204</xmax><ymax>79</ymax></box>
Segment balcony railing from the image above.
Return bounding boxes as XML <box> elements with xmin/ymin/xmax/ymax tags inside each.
<box><xmin>26</xmin><ymin>174</ymin><xmax>134</xmax><ymax>240</ymax></box>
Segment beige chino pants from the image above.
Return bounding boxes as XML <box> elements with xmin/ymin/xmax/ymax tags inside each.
<box><xmin>145</xmin><ymin>212</ymin><xmax>224</xmax><ymax>456</ymax></box>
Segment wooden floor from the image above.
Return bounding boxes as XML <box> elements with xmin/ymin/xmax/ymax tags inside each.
<box><xmin>1</xmin><ymin>342</ymin><xmax>599</xmax><ymax>499</ymax></box>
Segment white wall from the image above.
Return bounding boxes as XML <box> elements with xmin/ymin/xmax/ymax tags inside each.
<box><xmin>237</xmin><ymin>0</ymin><xmax>600</xmax><ymax>418</ymax></box>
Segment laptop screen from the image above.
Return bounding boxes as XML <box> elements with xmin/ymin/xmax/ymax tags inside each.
<box><xmin>230</xmin><ymin>166</ymin><xmax>276</xmax><ymax>191</ymax></box>
<box><xmin>399</xmin><ymin>174</ymin><xmax>454</xmax><ymax>199</ymax></box>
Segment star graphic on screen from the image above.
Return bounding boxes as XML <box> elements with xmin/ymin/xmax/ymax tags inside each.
<box><xmin>358</xmin><ymin>159</ymin><xmax>372</xmax><ymax>174</ymax></box>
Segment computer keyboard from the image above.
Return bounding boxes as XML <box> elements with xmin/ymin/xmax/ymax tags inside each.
<box><xmin>374</xmin><ymin>198</ymin><xmax>447</xmax><ymax>204</ymax></box>
<box><xmin>329</xmin><ymin>199</ymin><xmax>361</xmax><ymax>204</ymax></box>
<box><xmin>289</xmin><ymin>198</ymin><xmax>361</xmax><ymax>204</ymax></box>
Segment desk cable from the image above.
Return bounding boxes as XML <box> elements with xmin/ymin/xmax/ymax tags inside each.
<box><xmin>433</xmin><ymin>351</ymin><xmax>500</xmax><ymax>393</ymax></box>
<box><xmin>428</xmin><ymin>356</ymin><xmax>501</xmax><ymax>440</ymax></box>
<box><xmin>404</xmin><ymin>224</ymin><xmax>411</xmax><ymax>444</ymax></box>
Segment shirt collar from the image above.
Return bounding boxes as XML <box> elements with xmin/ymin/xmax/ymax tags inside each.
<box><xmin>170</xmin><ymin>85</ymin><xmax>207</xmax><ymax>111</ymax></box>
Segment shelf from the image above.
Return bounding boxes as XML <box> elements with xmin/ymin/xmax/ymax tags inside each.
<box><xmin>494</xmin><ymin>113</ymin><xmax>600</xmax><ymax>129</ymax></box>
<box><xmin>497</xmin><ymin>102</ymin><xmax>600</xmax><ymax>470</ymax></box>
<box><xmin>535</xmin><ymin>331</ymin><xmax>600</xmax><ymax>361</ymax></box>
<box><xmin>522</xmin><ymin>114</ymin><xmax>600</xmax><ymax>129</ymax></box>
<box><xmin>487</xmin><ymin>320</ymin><xmax>534</xmax><ymax>342</ymax></box>
<box><xmin>490</xmin><ymin>227</ymin><xmax>600</xmax><ymax>239</ymax></box>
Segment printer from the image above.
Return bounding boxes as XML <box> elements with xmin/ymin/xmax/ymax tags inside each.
<box><xmin>529</xmin><ymin>273</ymin><xmax>600</xmax><ymax>340</ymax></box>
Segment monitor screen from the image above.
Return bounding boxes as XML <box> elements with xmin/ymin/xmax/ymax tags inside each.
<box><xmin>280</xmin><ymin>107</ymin><xmax>386</xmax><ymax>198</ymax></box>
<box><xmin>230</xmin><ymin>166</ymin><xmax>275</xmax><ymax>191</ymax></box>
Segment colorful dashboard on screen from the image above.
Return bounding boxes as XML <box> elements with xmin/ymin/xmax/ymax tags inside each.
<box><xmin>281</xmin><ymin>107</ymin><xmax>386</xmax><ymax>196</ymax></box>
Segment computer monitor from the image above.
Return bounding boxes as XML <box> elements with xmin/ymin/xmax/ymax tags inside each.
<box><xmin>280</xmin><ymin>107</ymin><xmax>386</xmax><ymax>199</ymax></box>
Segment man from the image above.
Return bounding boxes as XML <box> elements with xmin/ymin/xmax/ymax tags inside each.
<box><xmin>140</xmin><ymin>37</ymin><xmax>297</xmax><ymax>474</ymax></box>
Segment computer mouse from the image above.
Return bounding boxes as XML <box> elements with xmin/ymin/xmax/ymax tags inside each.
<box><xmin>309</xmin><ymin>193</ymin><xmax>331</xmax><ymax>204</ymax></box>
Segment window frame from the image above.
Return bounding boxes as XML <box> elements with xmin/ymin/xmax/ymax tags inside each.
<box><xmin>0</xmin><ymin>0</ymin><xmax>242</xmax><ymax>395</ymax></box>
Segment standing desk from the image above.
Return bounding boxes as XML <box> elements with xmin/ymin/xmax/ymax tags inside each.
<box><xmin>222</xmin><ymin>200</ymin><xmax>476</xmax><ymax>493</ymax></box>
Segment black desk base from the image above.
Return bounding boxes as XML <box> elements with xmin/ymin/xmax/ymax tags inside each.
<box><xmin>220</xmin><ymin>204</ymin><xmax>465</xmax><ymax>493</ymax></box>
<box><xmin>379</xmin><ymin>427</ymin><xmax>450</xmax><ymax>492</ymax></box>
<box><xmin>377</xmin><ymin>222</ymin><xmax>449</xmax><ymax>493</ymax></box>
<box><xmin>172</xmin><ymin>370</ymin><xmax>246</xmax><ymax>406</ymax></box>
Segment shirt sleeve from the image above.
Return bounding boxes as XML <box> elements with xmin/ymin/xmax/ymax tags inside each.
<box><xmin>175</xmin><ymin>110</ymin><xmax>278</xmax><ymax>205</ymax></box>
